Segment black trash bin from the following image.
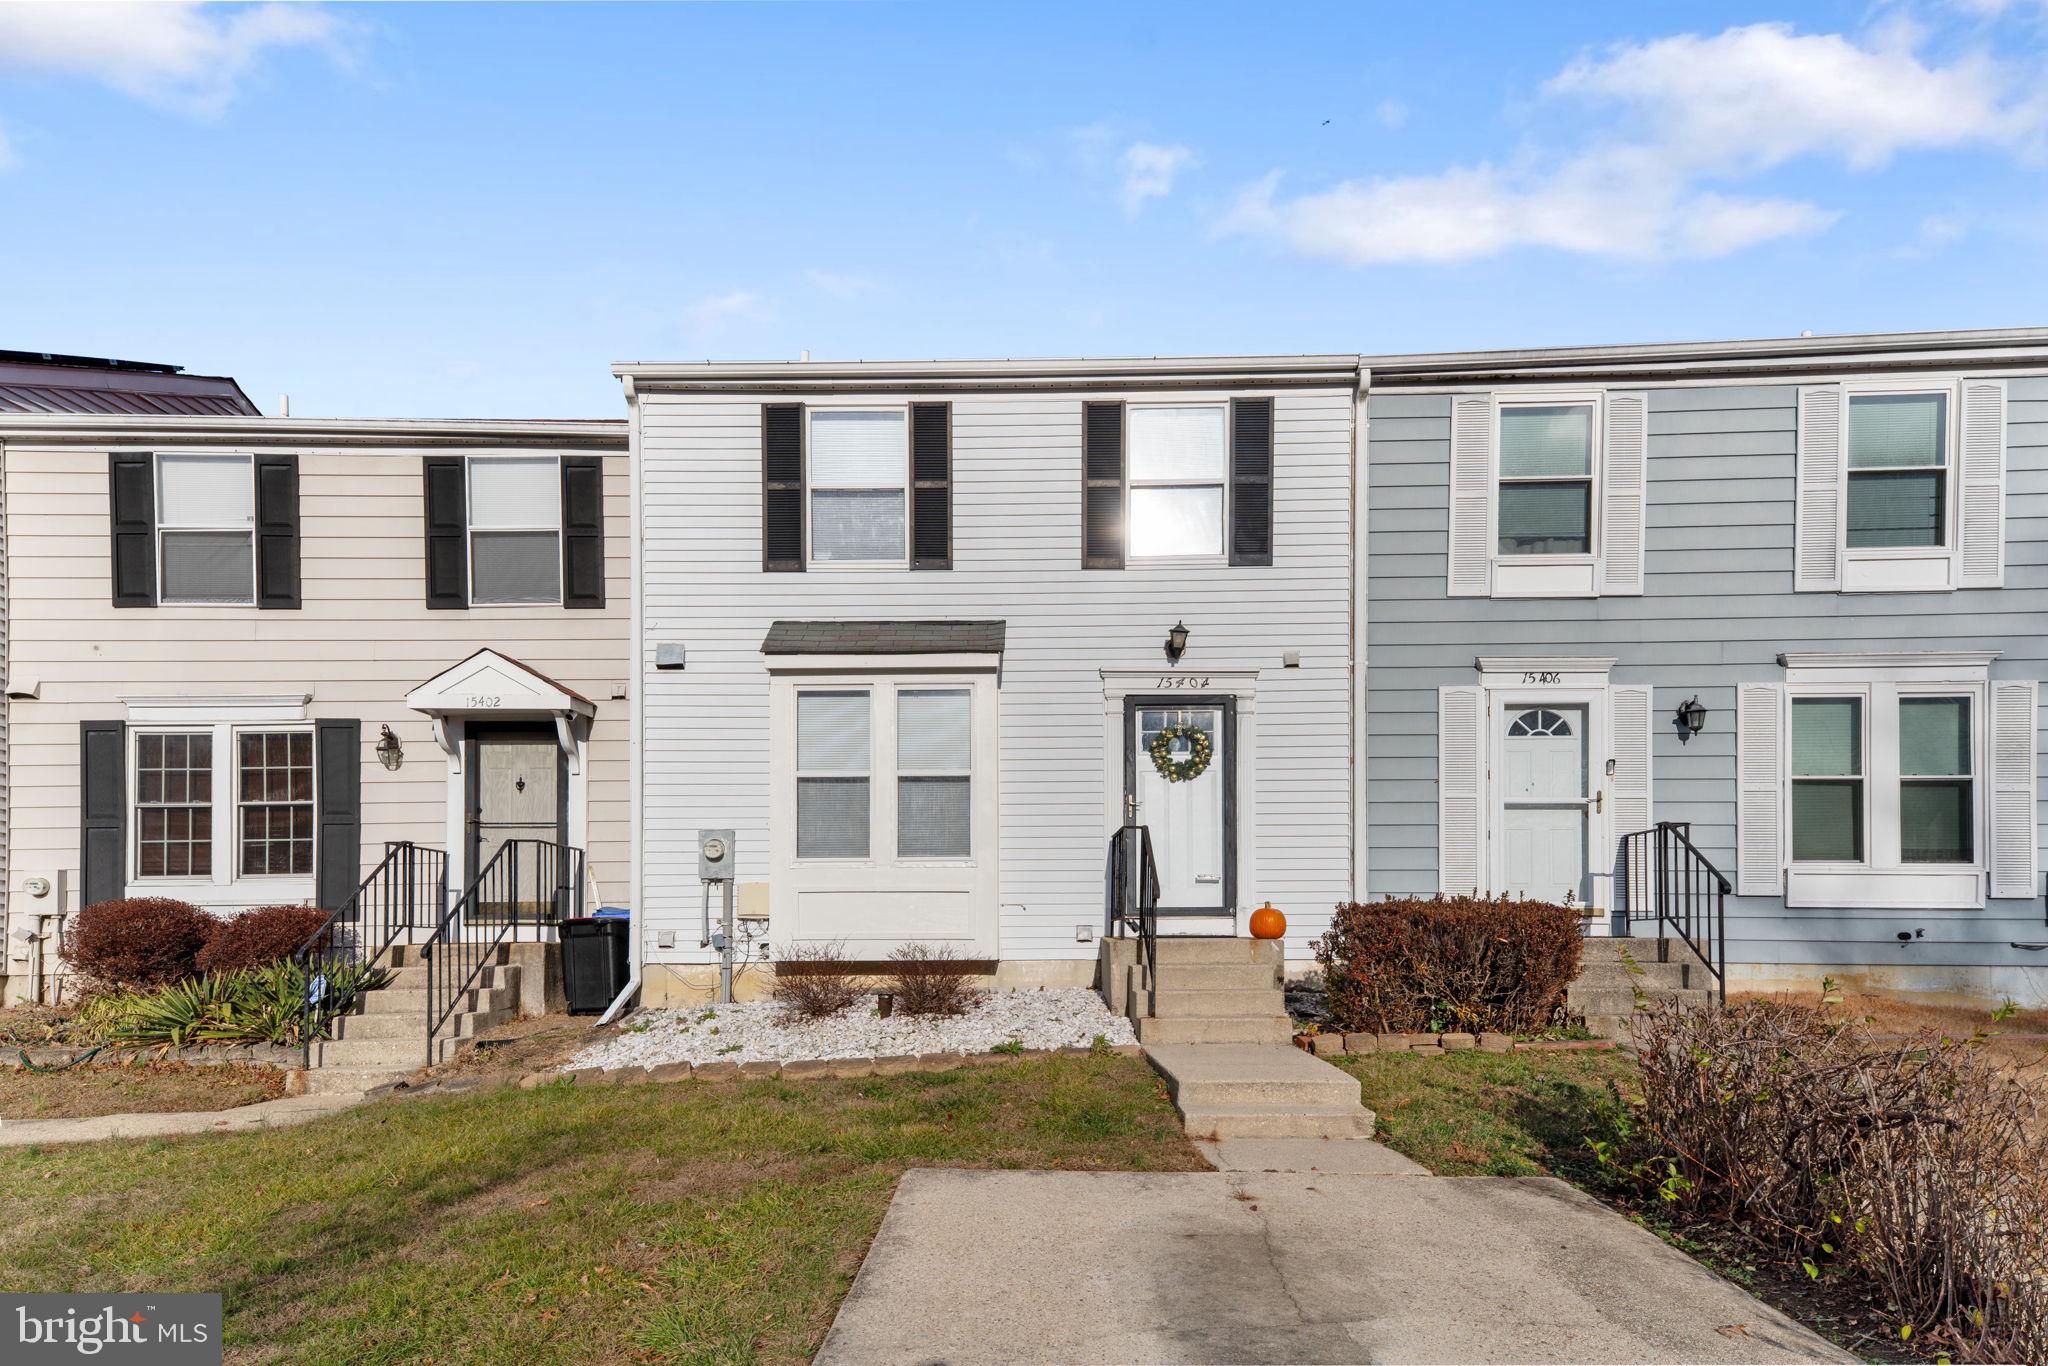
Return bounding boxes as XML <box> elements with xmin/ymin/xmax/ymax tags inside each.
<box><xmin>560</xmin><ymin>913</ymin><xmax>629</xmax><ymax>1015</ymax></box>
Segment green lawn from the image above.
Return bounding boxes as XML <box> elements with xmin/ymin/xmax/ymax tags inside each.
<box><xmin>0</xmin><ymin>1054</ymin><xmax>1202</xmax><ymax>1365</ymax></box>
<box><xmin>1336</xmin><ymin>1047</ymin><xmax>1639</xmax><ymax>1176</ymax></box>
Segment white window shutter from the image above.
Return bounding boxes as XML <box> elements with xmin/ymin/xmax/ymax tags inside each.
<box><xmin>1794</xmin><ymin>385</ymin><xmax>1844</xmax><ymax>592</ymax></box>
<box><xmin>1597</xmin><ymin>392</ymin><xmax>1649</xmax><ymax>596</ymax></box>
<box><xmin>1447</xmin><ymin>396</ymin><xmax>1493</xmax><ymax>597</ymax></box>
<box><xmin>1958</xmin><ymin>379</ymin><xmax>2006</xmax><ymax>589</ymax></box>
<box><xmin>1737</xmin><ymin>683</ymin><xmax>1786</xmax><ymax>897</ymax></box>
<box><xmin>1990</xmin><ymin>679</ymin><xmax>2037</xmax><ymax>899</ymax></box>
<box><xmin>1439</xmin><ymin>686</ymin><xmax>1486</xmax><ymax>893</ymax></box>
<box><xmin>1608</xmin><ymin>686</ymin><xmax>1654</xmax><ymax>905</ymax></box>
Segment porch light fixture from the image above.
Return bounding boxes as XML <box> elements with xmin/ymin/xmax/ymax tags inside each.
<box><xmin>1164</xmin><ymin>621</ymin><xmax>1190</xmax><ymax>664</ymax></box>
<box><xmin>1676</xmin><ymin>696</ymin><xmax>1707</xmax><ymax>743</ymax></box>
<box><xmin>376</xmin><ymin>724</ymin><xmax>404</xmax><ymax>771</ymax></box>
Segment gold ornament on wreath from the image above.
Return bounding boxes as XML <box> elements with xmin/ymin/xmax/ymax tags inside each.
<box><xmin>1148</xmin><ymin>724</ymin><xmax>1214</xmax><ymax>783</ymax></box>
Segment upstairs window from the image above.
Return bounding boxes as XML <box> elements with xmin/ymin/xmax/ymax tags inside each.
<box><xmin>1847</xmin><ymin>392</ymin><xmax>1947</xmax><ymax>549</ymax></box>
<box><xmin>468</xmin><ymin>458</ymin><xmax>563</xmax><ymax>604</ymax></box>
<box><xmin>1127</xmin><ymin>404</ymin><xmax>1227</xmax><ymax>559</ymax></box>
<box><xmin>1497</xmin><ymin>403</ymin><xmax>1594</xmax><ymax>556</ymax></box>
<box><xmin>157</xmin><ymin>454</ymin><xmax>256</xmax><ymax>604</ymax></box>
<box><xmin>809</xmin><ymin>410</ymin><xmax>908</xmax><ymax>563</ymax></box>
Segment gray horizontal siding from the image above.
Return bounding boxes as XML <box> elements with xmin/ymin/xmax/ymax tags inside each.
<box><xmin>1365</xmin><ymin>377</ymin><xmax>2048</xmax><ymax>973</ymax></box>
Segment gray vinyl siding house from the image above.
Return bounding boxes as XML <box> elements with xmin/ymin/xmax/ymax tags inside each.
<box><xmin>1364</xmin><ymin>330</ymin><xmax>2048</xmax><ymax>1006</ymax></box>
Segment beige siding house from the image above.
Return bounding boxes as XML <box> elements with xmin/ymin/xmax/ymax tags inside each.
<box><xmin>0</xmin><ymin>413</ymin><xmax>629</xmax><ymax>1004</ymax></box>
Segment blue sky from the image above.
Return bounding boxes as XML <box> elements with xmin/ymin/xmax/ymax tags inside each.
<box><xmin>3</xmin><ymin>1</ymin><xmax>2047</xmax><ymax>417</ymax></box>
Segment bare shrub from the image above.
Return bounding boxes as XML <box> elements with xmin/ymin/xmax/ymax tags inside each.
<box><xmin>1627</xmin><ymin>995</ymin><xmax>2048</xmax><ymax>1363</ymax></box>
<box><xmin>1313</xmin><ymin>895</ymin><xmax>1583</xmax><ymax>1034</ymax></box>
<box><xmin>885</xmin><ymin>943</ymin><xmax>985</xmax><ymax>1017</ymax></box>
<box><xmin>771</xmin><ymin>941</ymin><xmax>862</xmax><ymax>1020</ymax></box>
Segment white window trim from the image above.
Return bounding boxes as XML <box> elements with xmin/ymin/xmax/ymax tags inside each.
<box><xmin>1491</xmin><ymin>391</ymin><xmax>1603</xmax><ymax>599</ymax></box>
<box><xmin>127</xmin><ymin>718</ymin><xmax>318</xmax><ymax>902</ymax></box>
<box><xmin>895</xmin><ymin>687</ymin><xmax>974</xmax><ymax>861</ymax></box>
<box><xmin>1839</xmin><ymin>378</ymin><xmax>1962</xmax><ymax>593</ymax></box>
<box><xmin>466</xmin><ymin>455</ymin><xmax>565</xmax><ymax>607</ymax></box>
<box><xmin>1125</xmin><ymin>400</ymin><xmax>1230</xmax><ymax>566</ymax></box>
<box><xmin>155</xmin><ymin>451</ymin><xmax>258</xmax><ymax>607</ymax></box>
<box><xmin>1781</xmin><ymin>651</ymin><xmax>1993</xmax><ymax>909</ymax></box>
<box><xmin>804</xmin><ymin>404</ymin><xmax>911</xmax><ymax>569</ymax></box>
<box><xmin>793</xmin><ymin>685</ymin><xmax>876</xmax><ymax>864</ymax></box>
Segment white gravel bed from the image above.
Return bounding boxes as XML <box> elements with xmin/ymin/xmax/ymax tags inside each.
<box><xmin>567</xmin><ymin>988</ymin><xmax>1136</xmax><ymax>1071</ymax></box>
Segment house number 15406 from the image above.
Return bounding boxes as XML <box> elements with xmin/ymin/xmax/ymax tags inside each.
<box><xmin>1522</xmin><ymin>671</ymin><xmax>1562</xmax><ymax>684</ymax></box>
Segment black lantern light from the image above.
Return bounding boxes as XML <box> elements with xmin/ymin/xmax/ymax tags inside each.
<box><xmin>376</xmin><ymin>724</ymin><xmax>405</xmax><ymax>771</ymax></box>
<box><xmin>1676</xmin><ymin>696</ymin><xmax>1708</xmax><ymax>743</ymax></box>
<box><xmin>1164</xmin><ymin>620</ymin><xmax>1190</xmax><ymax>664</ymax></box>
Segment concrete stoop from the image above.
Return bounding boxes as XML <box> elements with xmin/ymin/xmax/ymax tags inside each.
<box><xmin>1146</xmin><ymin>1043</ymin><xmax>1376</xmax><ymax>1140</ymax></box>
<box><xmin>302</xmin><ymin>945</ymin><xmax>529</xmax><ymax>1090</ymax></box>
<box><xmin>1572</xmin><ymin>935</ymin><xmax>1716</xmax><ymax>1039</ymax></box>
<box><xmin>1102</xmin><ymin>935</ymin><xmax>1294</xmax><ymax>1046</ymax></box>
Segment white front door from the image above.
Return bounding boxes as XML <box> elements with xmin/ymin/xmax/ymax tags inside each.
<box><xmin>1131</xmin><ymin>703</ymin><xmax>1229</xmax><ymax>914</ymax></box>
<box><xmin>1500</xmin><ymin>704</ymin><xmax>1592</xmax><ymax>905</ymax></box>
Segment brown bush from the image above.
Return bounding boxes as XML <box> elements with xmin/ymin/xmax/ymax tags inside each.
<box><xmin>885</xmin><ymin>943</ymin><xmax>986</xmax><ymax>1017</ymax></box>
<box><xmin>196</xmin><ymin>903</ymin><xmax>331</xmax><ymax>974</ymax></box>
<box><xmin>771</xmin><ymin>941</ymin><xmax>863</xmax><ymax>1020</ymax></box>
<box><xmin>60</xmin><ymin>897</ymin><xmax>216</xmax><ymax>989</ymax></box>
<box><xmin>1629</xmin><ymin>996</ymin><xmax>2047</xmax><ymax>1363</ymax></box>
<box><xmin>1313</xmin><ymin>895</ymin><xmax>1583</xmax><ymax>1034</ymax></box>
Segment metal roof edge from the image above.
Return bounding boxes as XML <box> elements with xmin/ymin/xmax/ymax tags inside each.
<box><xmin>611</xmin><ymin>353</ymin><xmax>1365</xmax><ymax>391</ymax></box>
<box><xmin>0</xmin><ymin>413</ymin><xmax>629</xmax><ymax>448</ymax></box>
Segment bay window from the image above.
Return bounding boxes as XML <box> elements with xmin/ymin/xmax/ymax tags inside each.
<box><xmin>896</xmin><ymin>689</ymin><xmax>971</xmax><ymax>858</ymax></box>
<box><xmin>1127</xmin><ymin>404</ymin><xmax>1228</xmax><ymax>559</ymax></box>
<box><xmin>796</xmin><ymin>690</ymin><xmax>872</xmax><ymax>858</ymax></box>
<box><xmin>809</xmin><ymin>409</ymin><xmax>908</xmax><ymax>563</ymax></box>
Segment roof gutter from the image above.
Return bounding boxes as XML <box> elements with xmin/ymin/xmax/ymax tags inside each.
<box><xmin>0</xmin><ymin>413</ymin><xmax>629</xmax><ymax>448</ymax></box>
<box><xmin>611</xmin><ymin>354</ymin><xmax>1365</xmax><ymax>394</ymax></box>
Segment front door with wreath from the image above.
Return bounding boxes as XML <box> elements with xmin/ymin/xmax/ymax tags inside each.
<box><xmin>1127</xmin><ymin>700</ymin><xmax>1233</xmax><ymax>915</ymax></box>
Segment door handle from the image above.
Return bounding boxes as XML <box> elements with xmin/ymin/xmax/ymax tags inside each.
<box><xmin>1594</xmin><ymin>790</ymin><xmax>1604</xmax><ymax>813</ymax></box>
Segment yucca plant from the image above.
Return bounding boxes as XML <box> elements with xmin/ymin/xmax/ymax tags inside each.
<box><xmin>73</xmin><ymin>959</ymin><xmax>395</xmax><ymax>1049</ymax></box>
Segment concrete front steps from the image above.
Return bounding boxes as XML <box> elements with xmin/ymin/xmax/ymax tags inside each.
<box><xmin>301</xmin><ymin>945</ymin><xmax>525</xmax><ymax>1094</ymax></box>
<box><xmin>1572</xmin><ymin>935</ymin><xmax>1716</xmax><ymax>1039</ymax></box>
<box><xmin>1147</xmin><ymin>1043</ymin><xmax>1376</xmax><ymax>1140</ymax></box>
<box><xmin>1100</xmin><ymin>936</ymin><xmax>1293</xmax><ymax>1046</ymax></box>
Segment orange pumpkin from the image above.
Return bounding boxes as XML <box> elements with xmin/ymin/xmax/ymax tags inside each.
<box><xmin>1248</xmin><ymin>902</ymin><xmax>1286</xmax><ymax>940</ymax></box>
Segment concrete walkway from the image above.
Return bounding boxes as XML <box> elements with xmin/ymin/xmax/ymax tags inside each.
<box><xmin>818</xmin><ymin>1162</ymin><xmax>1852</xmax><ymax>1364</ymax></box>
<box><xmin>0</xmin><ymin>1090</ymin><xmax>367</xmax><ymax>1146</ymax></box>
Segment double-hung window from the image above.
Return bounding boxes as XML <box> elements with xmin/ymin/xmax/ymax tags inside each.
<box><xmin>468</xmin><ymin>457</ymin><xmax>564</xmax><ymax>604</ymax></box>
<box><xmin>1900</xmin><ymin>696</ymin><xmax>1973</xmax><ymax>864</ymax></box>
<box><xmin>1791</xmin><ymin>698</ymin><xmax>1864</xmax><ymax>863</ymax></box>
<box><xmin>796</xmin><ymin>691</ymin><xmax>873</xmax><ymax>858</ymax></box>
<box><xmin>1847</xmin><ymin>392</ymin><xmax>1948</xmax><ymax>550</ymax></box>
<box><xmin>157</xmin><ymin>454</ymin><xmax>256</xmax><ymax>604</ymax></box>
<box><xmin>1127</xmin><ymin>404</ymin><xmax>1228</xmax><ymax>559</ymax></box>
<box><xmin>809</xmin><ymin>410</ymin><xmax>908</xmax><ymax>563</ymax></box>
<box><xmin>133</xmin><ymin>725</ymin><xmax>315</xmax><ymax>884</ymax></box>
<box><xmin>896</xmin><ymin>689</ymin><xmax>971</xmax><ymax>858</ymax></box>
<box><xmin>791</xmin><ymin>683</ymin><xmax>977</xmax><ymax>862</ymax></box>
<box><xmin>1497</xmin><ymin>402</ymin><xmax>1595</xmax><ymax>557</ymax></box>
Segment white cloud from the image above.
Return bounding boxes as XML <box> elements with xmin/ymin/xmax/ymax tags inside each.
<box><xmin>1223</xmin><ymin>21</ymin><xmax>2042</xmax><ymax>266</ymax></box>
<box><xmin>682</xmin><ymin>289</ymin><xmax>763</xmax><ymax>343</ymax></box>
<box><xmin>0</xmin><ymin>2</ymin><xmax>348</xmax><ymax>118</ymax></box>
<box><xmin>805</xmin><ymin>270</ymin><xmax>880</xmax><ymax>300</ymax></box>
<box><xmin>1118</xmin><ymin>141</ymin><xmax>1197</xmax><ymax>216</ymax></box>
<box><xmin>1375</xmin><ymin>98</ymin><xmax>1409</xmax><ymax>131</ymax></box>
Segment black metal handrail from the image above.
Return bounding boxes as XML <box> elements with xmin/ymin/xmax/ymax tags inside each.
<box><xmin>292</xmin><ymin>842</ymin><xmax>447</xmax><ymax>1068</ymax></box>
<box><xmin>1619</xmin><ymin>820</ymin><xmax>1729</xmax><ymax>1004</ymax></box>
<box><xmin>1105</xmin><ymin>822</ymin><xmax>1163</xmax><ymax>990</ymax></box>
<box><xmin>420</xmin><ymin>839</ymin><xmax>584</xmax><ymax>1065</ymax></box>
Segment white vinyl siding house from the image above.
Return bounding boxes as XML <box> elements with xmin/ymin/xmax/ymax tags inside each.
<box><xmin>619</xmin><ymin>356</ymin><xmax>1363</xmax><ymax>1000</ymax></box>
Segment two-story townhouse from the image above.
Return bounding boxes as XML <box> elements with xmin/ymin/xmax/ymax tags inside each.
<box><xmin>1363</xmin><ymin>328</ymin><xmax>2048</xmax><ymax>1006</ymax></box>
<box><xmin>615</xmin><ymin>356</ymin><xmax>1366</xmax><ymax>1002</ymax></box>
<box><xmin>0</xmin><ymin>411</ymin><xmax>631</xmax><ymax>1005</ymax></box>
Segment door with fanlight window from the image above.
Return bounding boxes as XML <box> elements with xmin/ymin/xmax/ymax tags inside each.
<box><xmin>1126</xmin><ymin>699</ymin><xmax>1235</xmax><ymax>918</ymax></box>
<box><xmin>1499</xmin><ymin>704</ymin><xmax>1594</xmax><ymax>906</ymax></box>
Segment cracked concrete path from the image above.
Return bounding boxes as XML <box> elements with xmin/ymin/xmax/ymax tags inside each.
<box><xmin>816</xmin><ymin>1168</ymin><xmax>1851</xmax><ymax>1365</ymax></box>
<box><xmin>0</xmin><ymin>1090</ymin><xmax>368</xmax><ymax>1147</ymax></box>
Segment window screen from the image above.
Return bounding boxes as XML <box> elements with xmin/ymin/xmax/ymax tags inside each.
<box><xmin>136</xmin><ymin>731</ymin><xmax>214</xmax><ymax>878</ymax></box>
<box><xmin>810</xmin><ymin>411</ymin><xmax>907</xmax><ymax>562</ymax></box>
<box><xmin>1847</xmin><ymin>393</ymin><xmax>1947</xmax><ymax>549</ymax></box>
<box><xmin>1127</xmin><ymin>405</ymin><xmax>1226</xmax><ymax>558</ymax></box>
<box><xmin>158</xmin><ymin>455</ymin><xmax>255</xmax><ymax>604</ymax></box>
<box><xmin>1498</xmin><ymin>404</ymin><xmax>1593</xmax><ymax>555</ymax></box>
<box><xmin>1792</xmin><ymin>697</ymin><xmax>1864</xmax><ymax>862</ymax></box>
<box><xmin>898</xmin><ymin>689</ymin><xmax>970</xmax><ymax>858</ymax></box>
<box><xmin>469</xmin><ymin>458</ymin><xmax>562</xmax><ymax>603</ymax></box>
<box><xmin>1900</xmin><ymin>696</ymin><xmax>1972</xmax><ymax>864</ymax></box>
<box><xmin>797</xmin><ymin>691</ymin><xmax>871</xmax><ymax>858</ymax></box>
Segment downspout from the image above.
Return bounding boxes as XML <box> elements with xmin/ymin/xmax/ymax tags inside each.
<box><xmin>599</xmin><ymin>373</ymin><xmax>645</xmax><ymax>1027</ymax></box>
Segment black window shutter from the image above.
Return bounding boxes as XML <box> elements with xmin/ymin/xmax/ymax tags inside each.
<box><xmin>254</xmin><ymin>453</ymin><xmax>301</xmax><ymax>609</ymax></box>
<box><xmin>1082</xmin><ymin>401</ymin><xmax>1125</xmax><ymax>569</ymax></box>
<box><xmin>762</xmin><ymin>404</ymin><xmax>806</xmax><ymax>572</ymax></box>
<box><xmin>109</xmin><ymin>453</ymin><xmax>157</xmax><ymax>607</ymax></box>
<box><xmin>422</xmin><ymin>456</ymin><xmax>468</xmax><ymax>608</ymax></box>
<box><xmin>315</xmin><ymin>719</ymin><xmax>362</xmax><ymax>911</ymax></box>
<box><xmin>79</xmin><ymin>721</ymin><xmax>127</xmax><ymax>908</ymax></box>
<box><xmin>561</xmin><ymin>455</ymin><xmax>606</xmax><ymax>608</ymax></box>
<box><xmin>1229</xmin><ymin>397</ymin><xmax>1275</xmax><ymax>567</ymax></box>
<box><xmin>911</xmin><ymin>402</ymin><xmax>952</xmax><ymax>570</ymax></box>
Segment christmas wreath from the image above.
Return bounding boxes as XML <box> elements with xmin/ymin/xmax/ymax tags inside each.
<box><xmin>1148</xmin><ymin>724</ymin><xmax>1214</xmax><ymax>783</ymax></box>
